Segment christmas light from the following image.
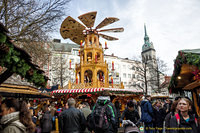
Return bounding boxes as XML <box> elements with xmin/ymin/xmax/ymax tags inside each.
<box><xmin>80</xmin><ymin>40</ymin><xmax>83</xmax><ymax>47</ymax></box>
<box><xmin>111</xmin><ymin>76</ymin><xmax>113</xmax><ymax>88</ymax></box>
<box><xmin>105</xmin><ymin>41</ymin><xmax>108</xmax><ymax>49</ymax></box>
<box><xmin>112</xmin><ymin>61</ymin><xmax>114</xmax><ymax>70</ymax></box>
<box><xmin>69</xmin><ymin>59</ymin><xmax>71</xmax><ymax>69</ymax></box>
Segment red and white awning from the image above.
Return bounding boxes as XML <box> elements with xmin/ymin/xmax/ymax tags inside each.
<box><xmin>52</xmin><ymin>88</ymin><xmax>143</xmax><ymax>94</ymax></box>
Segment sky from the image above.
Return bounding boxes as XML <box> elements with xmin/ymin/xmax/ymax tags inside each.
<box><xmin>52</xmin><ymin>0</ymin><xmax>200</xmax><ymax>75</ymax></box>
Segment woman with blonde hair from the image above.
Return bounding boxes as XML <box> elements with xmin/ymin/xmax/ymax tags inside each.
<box><xmin>170</xmin><ymin>98</ymin><xmax>199</xmax><ymax>133</ymax></box>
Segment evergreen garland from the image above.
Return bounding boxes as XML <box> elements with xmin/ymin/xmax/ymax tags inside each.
<box><xmin>169</xmin><ymin>50</ymin><xmax>200</xmax><ymax>92</ymax></box>
<box><xmin>0</xmin><ymin>33</ymin><xmax>47</xmax><ymax>87</ymax></box>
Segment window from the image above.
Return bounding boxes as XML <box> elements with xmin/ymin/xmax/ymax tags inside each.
<box><xmin>123</xmin><ymin>73</ymin><xmax>126</xmax><ymax>78</ymax></box>
<box><xmin>53</xmin><ymin>57</ymin><xmax>58</xmax><ymax>61</ymax></box>
<box><xmin>128</xmin><ymin>74</ymin><xmax>131</xmax><ymax>78</ymax></box>
<box><xmin>108</xmin><ymin>62</ymin><xmax>111</xmax><ymax>68</ymax></box>
<box><xmin>132</xmin><ymin>66</ymin><xmax>135</xmax><ymax>70</ymax></box>
<box><xmin>132</xmin><ymin>74</ymin><xmax>135</xmax><ymax>78</ymax></box>
<box><xmin>116</xmin><ymin>72</ymin><xmax>119</xmax><ymax>77</ymax></box>
<box><xmin>123</xmin><ymin>65</ymin><xmax>126</xmax><ymax>69</ymax></box>
<box><xmin>70</xmin><ymin>59</ymin><xmax>74</xmax><ymax>65</ymax></box>
<box><xmin>124</xmin><ymin>82</ymin><xmax>127</xmax><ymax>84</ymax></box>
<box><xmin>115</xmin><ymin>64</ymin><xmax>119</xmax><ymax>69</ymax></box>
<box><xmin>129</xmin><ymin>82</ymin><xmax>131</xmax><ymax>85</ymax></box>
<box><xmin>43</xmin><ymin>65</ymin><xmax>47</xmax><ymax>70</ymax></box>
<box><xmin>142</xmin><ymin>83</ymin><xmax>144</xmax><ymax>87</ymax></box>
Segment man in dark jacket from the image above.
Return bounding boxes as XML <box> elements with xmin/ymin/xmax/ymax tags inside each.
<box><xmin>140</xmin><ymin>95</ymin><xmax>154</xmax><ymax>133</ymax></box>
<box><xmin>59</xmin><ymin>98</ymin><xmax>86</xmax><ymax>133</ymax></box>
<box><xmin>121</xmin><ymin>100</ymin><xmax>140</xmax><ymax>125</ymax></box>
<box><xmin>41</xmin><ymin>105</ymin><xmax>52</xmax><ymax>133</ymax></box>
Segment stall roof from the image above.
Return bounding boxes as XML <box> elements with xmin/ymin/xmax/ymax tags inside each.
<box><xmin>169</xmin><ymin>49</ymin><xmax>200</xmax><ymax>93</ymax></box>
<box><xmin>0</xmin><ymin>83</ymin><xmax>51</xmax><ymax>98</ymax></box>
<box><xmin>52</xmin><ymin>88</ymin><xmax>143</xmax><ymax>95</ymax></box>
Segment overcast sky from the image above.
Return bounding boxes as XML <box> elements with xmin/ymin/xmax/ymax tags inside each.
<box><xmin>52</xmin><ymin>0</ymin><xmax>200</xmax><ymax>75</ymax></box>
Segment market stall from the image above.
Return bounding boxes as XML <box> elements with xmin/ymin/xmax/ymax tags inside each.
<box><xmin>0</xmin><ymin>83</ymin><xmax>51</xmax><ymax>98</ymax></box>
<box><xmin>168</xmin><ymin>49</ymin><xmax>200</xmax><ymax>117</ymax></box>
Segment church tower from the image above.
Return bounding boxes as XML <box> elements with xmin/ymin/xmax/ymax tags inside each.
<box><xmin>141</xmin><ymin>24</ymin><xmax>157</xmax><ymax>67</ymax></box>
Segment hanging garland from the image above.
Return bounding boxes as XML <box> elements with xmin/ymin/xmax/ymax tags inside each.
<box><xmin>169</xmin><ymin>50</ymin><xmax>200</xmax><ymax>91</ymax></box>
<box><xmin>0</xmin><ymin>32</ymin><xmax>48</xmax><ymax>87</ymax></box>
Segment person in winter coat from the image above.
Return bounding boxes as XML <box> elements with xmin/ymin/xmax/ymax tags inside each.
<box><xmin>40</xmin><ymin>105</ymin><xmax>52</xmax><ymax>133</ymax></box>
<box><xmin>164</xmin><ymin>99</ymin><xmax>180</xmax><ymax>133</ymax></box>
<box><xmin>152</xmin><ymin>100</ymin><xmax>166</xmax><ymax>133</ymax></box>
<box><xmin>163</xmin><ymin>98</ymin><xmax>172</xmax><ymax>115</ymax></box>
<box><xmin>140</xmin><ymin>95</ymin><xmax>154</xmax><ymax>133</ymax></box>
<box><xmin>0</xmin><ymin>98</ymin><xmax>35</xmax><ymax>133</ymax></box>
<box><xmin>80</xmin><ymin>102</ymin><xmax>91</xmax><ymax>133</ymax></box>
<box><xmin>59</xmin><ymin>98</ymin><xmax>86</xmax><ymax>133</ymax></box>
<box><xmin>121</xmin><ymin>100</ymin><xmax>140</xmax><ymax>125</ymax></box>
<box><xmin>114</xmin><ymin>100</ymin><xmax>121</xmax><ymax>128</ymax></box>
<box><xmin>92</xmin><ymin>95</ymin><xmax>117</xmax><ymax>133</ymax></box>
<box><xmin>169</xmin><ymin>98</ymin><xmax>199</xmax><ymax>133</ymax></box>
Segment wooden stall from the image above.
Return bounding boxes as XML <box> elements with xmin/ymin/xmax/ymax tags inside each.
<box><xmin>168</xmin><ymin>49</ymin><xmax>200</xmax><ymax>117</ymax></box>
<box><xmin>52</xmin><ymin>88</ymin><xmax>143</xmax><ymax>110</ymax></box>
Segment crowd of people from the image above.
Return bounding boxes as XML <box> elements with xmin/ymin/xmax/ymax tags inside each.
<box><xmin>0</xmin><ymin>94</ymin><xmax>199</xmax><ymax>133</ymax></box>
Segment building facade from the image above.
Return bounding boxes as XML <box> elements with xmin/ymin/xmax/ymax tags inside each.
<box><xmin>48</xmin><ymin>26</ymin><xmax>167</xmax><ymax>95</ymax></box>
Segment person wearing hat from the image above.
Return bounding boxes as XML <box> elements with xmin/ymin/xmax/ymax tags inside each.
<box><xmin>122</xmin><ymin>100</ymin><xmax>140</xmax><ymax>125</ymax></box>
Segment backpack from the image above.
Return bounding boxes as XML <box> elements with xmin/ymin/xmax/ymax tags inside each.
<box><xmin>92</xmin><ymin>103</ymin><xmax>109</xmax><ymax>131</ymax></box>
<box><xmin>87</xmin><ymin>113</ymin><xmax>95</xmax><ymax>131</ymax></box>
<box><xmin>175</xmin><ymin>113</ymin><xmax>198</xmax><ymax>127</ymax></box>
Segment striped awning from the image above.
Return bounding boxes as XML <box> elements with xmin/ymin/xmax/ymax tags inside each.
<box><xmin>52</xmin><ymin>88</ymin><xmax>143</xmax><ymax>94</ymax></box>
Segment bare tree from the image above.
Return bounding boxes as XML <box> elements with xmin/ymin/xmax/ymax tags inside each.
<box><xmin>131</xmin><ymin>56</ymin><xmax>168</xmax><ymax>95</ymax></box>
<box><xmin>50</xmin><ymin>50</ymin><xmax>75</xmax><ymax>88</ymax></box>
<box><xmin>0</xmin><ymin>0</ymin><xmax>70</xmax><ymax>67</ymax></box>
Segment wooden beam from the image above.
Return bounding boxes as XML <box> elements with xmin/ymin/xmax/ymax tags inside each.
<box><xmin>0</xmin><ymin>69</ymin><xmax>13</xmax><ymax>85</ymax></box>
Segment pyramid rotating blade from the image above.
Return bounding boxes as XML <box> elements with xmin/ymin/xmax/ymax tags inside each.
<box><xmin>70</xmin><ymin>34</ymin><xmax>85</xmax><ymax>45</ymax></box>
<box><xmin>96</xmin><ymin>17</ymin><xmax>119</xmax><ymax>29</ymax></box>
<box><xmin>60</xmin><ymin>16</ymin><xmax>85</xmax><ymax>39</ymax></box>
<box><xmin>98</xmin><ymin>27</ymin><xmax>124</xmax><ymax>33</ymax></box>
<box><xmin>65</xmin><ymin>28</ymin><xmax>85</xmax><ymax>44</ymax></box>
<box><xmin>78</xmin><ymin>11</ymin><xmax>97</xmax><ymax>28</ymax></box>
<box><xmin>99</xmin><ymin>33</ymin><xmax>118</xmax><ymax>41</ymax></box>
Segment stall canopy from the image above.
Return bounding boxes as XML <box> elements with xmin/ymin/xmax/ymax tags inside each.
<box><xmin>169</xmin><ymin>49</ymin><xmax>200</xmax><ymax>93</ymax></box>
<box><xmin>52</xmin><ymin>88</ymin><xmax>143</xmax><ymax>95</ymax></box>
<box><xmin>0</xmin><ymin>22</ymin><xmax>48</xmax><ymax>87</ymax></box>
<box><xmin>0</xmin><ymin>83</ymin><xmax>51</xmax><ymax>98</ymax></box>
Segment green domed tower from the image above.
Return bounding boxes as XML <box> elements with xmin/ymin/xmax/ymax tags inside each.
<box><xmin>141</xmin><ymin>24</ymin><xmax>156</xmax><ymax>66</ymax></box>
